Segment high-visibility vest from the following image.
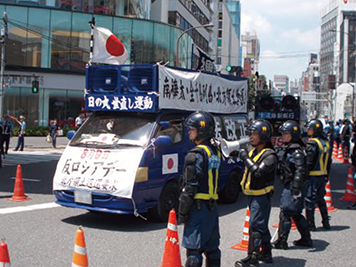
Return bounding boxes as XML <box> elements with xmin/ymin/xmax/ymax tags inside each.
<box><xmin>194</xmin><ymin>144</ymin><xmax>221</xmax><ymax>200</ymax></box>
<box><xmin>309</xmin><ymin>138</ymin><xmax>330</xmax><ymax>176</ymax></box>
<box><xmin>240</xmin><ymin>148</ymin><xmax>274</xmax><ymax>196</ymax></box>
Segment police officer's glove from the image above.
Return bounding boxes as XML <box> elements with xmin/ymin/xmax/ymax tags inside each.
<box><xmin>292</xmin><ymin>187</ymin><xmax>301</xmax><ymax>198</ymax></box>
<box><xmin>178</xmin><ymin>213</ymin><xmax>189</xmax><ymax>224</ymax></box>
<box><xmin>239</xmin><ymin>149</ymin><xmax>248</xmax><ymax>161</ymax></box>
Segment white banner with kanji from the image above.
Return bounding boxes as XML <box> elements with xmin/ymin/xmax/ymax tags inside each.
<box><xmin>53</xmin><ymin>146</ymin><xmax>144</xmax><ymax>198</ymax></box>
<box><xmin>158</xmin><ymin>65</ymin><xmax>248</xmax><ymax>114</ymax></box>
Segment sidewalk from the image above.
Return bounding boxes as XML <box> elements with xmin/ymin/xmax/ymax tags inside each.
<box><xmin>6</xmin><ymin>136</ymin><xmax>69</xmax><ymax>152</ymax></box>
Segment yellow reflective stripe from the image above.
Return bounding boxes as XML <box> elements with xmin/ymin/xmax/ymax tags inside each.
<box><xmin>310</xmin><ymin>138</ymin><xmax>329</xmax><ymax>176</ymax></box>
<box><xmin>242</xmin><ymin>185</ymin><xmax>274</xmax><ymax>196</ymax></box>
<box><xmin>194</xmin><ymin>145</ymin><xmax>219</xmax><ymax>200</ymax></box>
<box><xmin>241</xmin><ymin>148</ymin><xmax>274</xmax><ymax>196</ymax></box>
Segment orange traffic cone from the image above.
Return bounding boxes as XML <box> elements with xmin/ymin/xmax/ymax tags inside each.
<box><xmin>9</xmin><ymin>165</ymin><xmax>31</xmax><ymax>202</ymax></box>
<box><xmin>324</xmin><ymin>179</ymin><xmax>338</xmax><ymax>212</ymax></box>
<box><xmin>0</xmin><ymin>240</ymin><xmax>11</xmax><ymax>266</ymax></box>
<box><xmin>337</xmin><ymin>144</ymin><xmax>343</xmax><ymax>161</ymax></box>
<box><xmin>272</xmin><ymin>219</ymin><xmax>297</xmax><ymax>230</ymax></box>
<box><xmin>231</xmin><ymin>207</ymin><xmax>250</xmax><ymax>251</ymax></box>
<box><xmin>72</xmin><ymin>227</ymin><xmax>88</xmax><ymax>267</ymax></box>
<box><xmin>343</xmin><ymin>146</ymin><xmax>350</xmax><ymax>164</ymax></box>
<box><xmin>159</xmin><ymin>209</ymin><xmax>183</xmax><ymax>267</ymax></box>
<box><xmin>332</xmin><ymin>142</ymin><xmax>338</xmax><ymax>159</ymax></box>
<box><xmin>340</xmin><ymin>168</ymin><xmax>355</xmax><ymax>202</ymax></box>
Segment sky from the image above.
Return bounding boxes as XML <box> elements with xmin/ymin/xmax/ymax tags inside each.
<box><xmin>240</xmin><ymin>0</ymin><xmax>326</xmax><ymax>82</ymax></box>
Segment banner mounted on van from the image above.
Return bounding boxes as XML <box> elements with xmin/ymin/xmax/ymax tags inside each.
<box><xmin>158</xmin><ymin>65</ymin><xmax>248</xmax><ymax>114</ymax></box>
<box><xmin>53</xmin><ymin>146</ymin><xmax>144</xmax><ymax>199</ymax></box>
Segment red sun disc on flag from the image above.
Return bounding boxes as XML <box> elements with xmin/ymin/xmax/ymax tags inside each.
<box><xmin>167</xmin><ymin>158</ymin><xmax>174</xmax><ymax>169</ymax></box>
<box><xmin>106</xmin><ymin>35</ymin><xmax>125</xmax><ymax>57</ymax></box>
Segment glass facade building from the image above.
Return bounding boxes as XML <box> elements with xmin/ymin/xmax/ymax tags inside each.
<box><xmin>0</xmin><ymin>2</ymin><xmax>193</xmax><ymax>127</ymax></box>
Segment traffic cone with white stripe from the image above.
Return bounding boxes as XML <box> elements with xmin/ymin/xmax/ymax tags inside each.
<box><xmin>343</xmin><ymin>146</ymin><xmax>350</xmax><ymax>164</ymax></box>
<box><xmin>72</xmin><ymin>227</ymin><xmax>88</xmax><ymax>267</ymax></box>
<box><xmin>0</xmin><ymin>240</ymin><xmax>10</xmax><ymax>267</ymax></box>
<box><xmin>340</xmin><ymin>168</ymin><xmax>355</xmax><ymax>202</ymax></box>
<box><xmin>332</xmin><ymin>142</ymin><xmax>338</xmax><ymax>159</ymax></box>
<box><xmin>159</xmin><ymin>209</ymin><xmax>183</xmax><ymax>267</ymax></box>
<box><xmin>324</xmin><ymin>178</ymin><xmax>338</xmax><ymax>212</ymax></box>
<box><xmin>231</xmin><ymin>207</ymin><xmax>250</xmax><ymax>251</ymax></box>
<box><xmin>337</xmin><ymin>144</ymin><xmax>343</xmax><ymax>161</ymax></box>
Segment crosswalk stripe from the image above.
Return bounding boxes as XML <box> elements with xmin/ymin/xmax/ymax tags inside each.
<box><xmin>0</xmin><ymin>202</ymin><xmax>60</xmax><ymax>214</ymax></box>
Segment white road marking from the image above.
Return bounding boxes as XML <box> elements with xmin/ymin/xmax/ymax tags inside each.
<box><xmin>0</xmin><ymin>202</ymin><xmax>60</xmax><ymax>214</ymax></box>
<box><xmin>10</xmin><ymin>177</ymin><xmax>41</xmax><ymax>182</ymax></box>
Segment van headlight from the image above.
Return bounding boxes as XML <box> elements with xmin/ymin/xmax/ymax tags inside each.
<box><xmin>135</xmin><ymin>167</ymin><xmax>148</xmax><ymax>182</ymax></box>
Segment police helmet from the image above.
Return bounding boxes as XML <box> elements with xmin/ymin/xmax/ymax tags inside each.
<box><xmin>279</xmin><ymin>120</ymin><xmax>301</xmax><ymax>142</ymax></box>
<box><xmin>307</xmin><ymin>119</ymin><xmax>323</xmax><ymax>137</ymax></box>
<box><xmin>247</xmin><ymin>119</ymin><xmax>273</xmax><ymax>143</ymax></box>
<box><xmin>185</xmin><ymin>111</ymin><xmax>215</xmax><ymax>141</ymax></box>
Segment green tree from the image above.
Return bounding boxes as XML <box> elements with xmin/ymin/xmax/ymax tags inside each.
<box><xmin>248</xmin><ymin>74</ymin><xmax>269</xmax><ymax>110</ymax></box>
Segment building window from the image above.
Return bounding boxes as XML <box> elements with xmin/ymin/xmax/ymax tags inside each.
<box><xmin>218</xmin><ymin>39</ymin><xmax>222</xmax><ymax>47</ymax></box>
<box><xmin>218</xmin><ymin>30</ymin><xmax>222</xmax><ymax>38</ymax></box>
<box><xmin>219</xmin><ymin>21</ymin><xmax>222</xmax><ymax>29</ymax></box>
<box><xmin>218</xmin><ymin>12</ymin><xmax>223</xmax><ymax>20</ymax></box>
<box><xmin>217</xmin><ymin>57</ymin><xmax>221</xmax><ymax>64</ymax></box>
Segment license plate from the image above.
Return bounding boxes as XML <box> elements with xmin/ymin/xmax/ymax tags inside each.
<box><xmin>74</xmin><ymin>190</ymin><xmax>92</xmax><ymax>205</ymax></box>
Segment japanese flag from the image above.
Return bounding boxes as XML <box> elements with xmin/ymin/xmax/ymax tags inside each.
<box><xmin>162</xmin><ymin>154</ymin><xmax>178</xmax><ymax>174</ymax></box>
<box><xmin>92</xmin><ymin>27</ymin><xmax>128</xmax><ymax>65</ymax></box>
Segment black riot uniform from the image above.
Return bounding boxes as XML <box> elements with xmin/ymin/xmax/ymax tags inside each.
<box><xmin>272</xmin><ymin>120</ymin><xmax>312</xmax><ymax>250</ymax></box>
<box><xmin>305</xmin><ymin>119</ymin><xmax>331</xmax><ymax>231</ymax></box>
<box><xmin>178</xmin><ymin>111</ymin><xmax>222</xmax><ymax>267</ymax></box>
<box><xmin>235</xmin><ymin>119</ymin><xmax>278</xmax><ymax>267</ymax></box>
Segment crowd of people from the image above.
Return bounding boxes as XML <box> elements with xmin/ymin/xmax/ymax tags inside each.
<box><xmin>178</xmin><ymin>112</ymin><xmax>342</xmax><ymax>267</ymax></box>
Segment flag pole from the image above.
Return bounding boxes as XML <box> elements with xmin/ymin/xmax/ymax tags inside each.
<box><xmin>88</xmin><ymin>17</ymin><xmax>95</xmax><ymax>65</ymax></box>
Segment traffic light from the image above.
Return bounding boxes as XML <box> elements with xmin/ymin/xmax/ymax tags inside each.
<box><xmin>32</xmin><ymin>80</ymin><xmax>39</xmax><ymax>94</ymax></box>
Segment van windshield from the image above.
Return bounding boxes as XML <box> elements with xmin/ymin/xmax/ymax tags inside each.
<box><xmin>70</xmin><ymin>113</ymin><xmax>155</xmax><ymax>148</ymax></box>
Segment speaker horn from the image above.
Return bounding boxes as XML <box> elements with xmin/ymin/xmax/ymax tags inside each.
<box><xmin>220</xmin><ymin>138</ymin><xmax>250</xmax><ymax>158</ymax></box>
<box><xmin>282</xmin><ymin>95</ymin><xmax>297</xmax><ymax>110</ymax></box>
<box><xmin>259</xmin><ymin>95</ymin><xmax>274</xmax><ymax>111</ymax></box>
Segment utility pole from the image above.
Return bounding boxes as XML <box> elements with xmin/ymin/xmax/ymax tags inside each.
<box><xmin>0</xmin><ymin>11</ymin><xmax>7</xmax><ymax>120</ymax></box>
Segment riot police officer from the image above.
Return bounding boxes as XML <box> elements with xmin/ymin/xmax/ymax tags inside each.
<box><xmin>272</xmin><ymin>120</ymin><xmax>312</xmax><ymax>250</ymax></box>
<box><xmin>305</xmin><ymin>119</ymin><xmax>331</xmax><ymax>231</ymax></box>
<box><xmin>178</xmin><ymin>111</ymin><xmax>222</xmax><ymax>267</ymax></box>
<box><xmin>235</xmin><ymin>119</ymin><xmax>278</xmax><ymax>267</ymax></box>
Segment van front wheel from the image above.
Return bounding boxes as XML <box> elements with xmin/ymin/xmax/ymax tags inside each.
<box><xmin>219</xmin><ymin>170</ymin><xmax>242</xmax><ymax>204</ymax></box>
<box><xmin>150</xmin><ymin>181</ymin><xmax>179</xmax><ymax>222</ymax></box>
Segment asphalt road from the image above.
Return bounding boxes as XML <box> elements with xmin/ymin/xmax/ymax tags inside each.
<box><xmin>0</xmin><ymin>154</ymin><xmax>355</xmax><ymax>266</ymax></box>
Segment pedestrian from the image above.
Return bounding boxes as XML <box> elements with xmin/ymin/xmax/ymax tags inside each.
<box><xmin>49</xmin><ymin>119</ymin><xmax>59</xmax><ymax>148</ymax></box>
<box><xmin>75</xmin><ymin>114</ymin><xmax>83</xmax><ymax>130</ymax></box>
<box><xmin>178</xmin><ymin>111</ymin><xmax>222</xmax><ymax>267</ymax></box>
<box><xmin>334</xmin><ymin>119</ymin><xmax>341</xmax><ymax>148</ymax></box>
<box><xmin>324</xmin><ymin>119</ymin><xmax>334</xmax><ymax>147</ymax></box>
<box><xmin>235</xmin><ymin>119</ymin><xmax>278</xmax><ymax>267</ymax></box>
<box><xmin>12</xmin><ymin>115</ymin><xmax>26</xmax><ymax>151</ymax></box>
<box><xmin>1</xmin><ymin>114</ymin><xmax>13</xmax><ymax>155</ymax></box>
<box><xmin>305</xmin><ymin>119</ymin><xmax>331</xmax><ymax>231</ymax></box>
<box><xmin>272</xmin><ymin>120</ymin><xmax>312</xmax><ymax>250</ymax></box>
<box><xmin>340</xmin><ymin>118</ymin><xmax>351</xmax><ymax>157</ymax></box>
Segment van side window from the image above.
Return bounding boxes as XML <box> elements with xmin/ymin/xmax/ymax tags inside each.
<box><xmin>155</xmin><ymin>121</ymin><xmax>183</xmax><ymax>144</ymax></box>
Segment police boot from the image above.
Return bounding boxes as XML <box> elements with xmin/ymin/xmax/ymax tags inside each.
<box><xmin>306</xmin><ymin>209</ymin><xmax>316</xmax><ymax>231</ymax></box>
<box><xmin>293</xmin><ymin>227</ymin><xmax>313</xmax><ymax>248</ymax></box>
<box><xmin>234</xmin><ymin>252</ymin><xmax>259</xmax><ymax>267</ymax></box>
<box><xmin>272</xmin><ymin>216</ymin><xmax>289</xmax><ymax>250</ymax></box>
<box><xmin>259</xmin><ymin>243</ymin><xmax>273</xmax><ymax>264</ymax></box>
<box><xmin>320</xmin><ymin>207</ymin><xmax>330</xmax><ymax>230</ymax></box>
